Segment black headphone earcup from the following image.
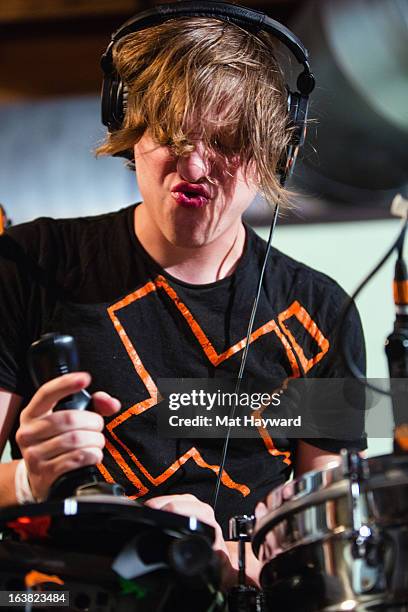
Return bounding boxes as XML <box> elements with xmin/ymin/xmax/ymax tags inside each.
<box><xmin>278</xmin><ymin>91</ymin><xmax>309</xmax><ymax>182</ymax></box>
<box><xmin>101</xmin><ymin>72</ymin><xmax>125</xmax><ymax>132</ymax></box>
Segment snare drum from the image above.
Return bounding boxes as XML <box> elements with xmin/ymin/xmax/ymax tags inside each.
<box><xmin>253</xmin><ymin>452</ymin><xmax>408</xmax><ymax>612</ymax></box>
<box><xmin>0</xmin><ymin>496</ymin><xmax>224</xmax><ymax>612</ymax></box>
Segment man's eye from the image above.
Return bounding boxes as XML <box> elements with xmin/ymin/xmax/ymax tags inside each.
<box><xmin>211</xmin><ymin>136</ymin><xmax>233</xmax><ymax>151</ymax></box>
<box><xmin>210</xmin><ymin>139</ymin><xmax>237</xmax><ymax>160</ymax></box>
<box><xmin>210</xmin><ymin>138</ymin><xmax>224</xmax><ymax>151</ymax></box>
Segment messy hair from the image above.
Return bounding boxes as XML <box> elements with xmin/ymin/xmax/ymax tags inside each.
<box><xmin>95</xmin><ymin>17</ymin><xmax>292</xmax><ymax>206</ymax></box>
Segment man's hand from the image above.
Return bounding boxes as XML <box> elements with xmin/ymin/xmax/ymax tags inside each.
<box><xmin>15</xmin><ymin>372</ymin><xmax>121</xmax><ymax>502</ymax></box>
<box><xmin>145</xmin><ymin>493</ymin><xmax>241</xmax><ymax>590</ymax></box>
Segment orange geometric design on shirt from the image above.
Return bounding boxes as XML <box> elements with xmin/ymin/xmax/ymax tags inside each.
<box><xmin>155</xmin><ymin>276</ymin><xmax>300</xmax><ymax>372</ymax></box>
<box><xmin>278</xmin><ymin>300</ymin><xmax>329</xmax><ymax>373</ymax></box>
<box><xmin>104</xmin><ymin>276</ymin><xmax>328</xmax><ymax>496</ymax></box>
<box><xmin>250</xmin><ymin>376</ymin><xmax>295</xmax><ymax>466</ymax></box>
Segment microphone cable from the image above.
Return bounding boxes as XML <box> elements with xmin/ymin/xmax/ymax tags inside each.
<box><xmin>334</xmin><ymin>215</ymin><xmax>408</xmax><ymax>397</ymax></box>
<box><xmin>211</xmin><ymin>199</ymin><xmax>280</xmax><ymax>511</ymax></box>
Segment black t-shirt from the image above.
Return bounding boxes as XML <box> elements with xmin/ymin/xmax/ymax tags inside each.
<box><xmin>0</xmin><ymin>204</ymin><xmax>366</xmax><ymax>535</ymax></box>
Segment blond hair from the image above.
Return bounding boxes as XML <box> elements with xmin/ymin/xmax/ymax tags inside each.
<box><xmin>96</xmin><ymin>17</ymin><xmax>292</xmax><ymax>206</ymax></box>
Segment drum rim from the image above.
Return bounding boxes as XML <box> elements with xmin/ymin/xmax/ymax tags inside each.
<box><xmin>262</xmin><ymin>452</ymin><xmax>408</xmax><ymax>511</ymax></box>
<box><xmin>0</xmin><ymin>497</ymin><xmax>215</xmax><ymax>542</ymax></box>
<box><xmin>252</xmin><ymin>452</ymin><xmax>408</xmax><ymax>556</ymax></box>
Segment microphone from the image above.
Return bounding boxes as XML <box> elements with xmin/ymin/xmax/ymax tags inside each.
<box><xmin>28</xmin><ymin>333</ymin><xmax>123</xmax><ymax>500</ymax></box>
<box><xmin>385</xmin><ymin>254</ymin><xmax>408</xmax><ymax>453</ymax></box>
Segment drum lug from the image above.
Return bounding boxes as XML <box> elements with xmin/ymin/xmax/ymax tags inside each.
<box><xmin>228</xmin><ymin>515</ymin><xmax>264</xmax><ymax>611</ymax></box>
<box><xmin>229</xmin><ymin>515</ymin><xmax>256</xmax><ymax>586</ymax></box>
<box><xmin>341</xmin><ymin>449</ymin><xmax>382</xmax><ymax>566</ymax></box>
<box><xmin>351</xmin><ymin>524</ymin><xmax>381</xmax><ymax>565</ymax></box>
<box><xmin>341</xmin><ymin>448</ymin><xmax>368</xmax><ymax>527</ymax></box>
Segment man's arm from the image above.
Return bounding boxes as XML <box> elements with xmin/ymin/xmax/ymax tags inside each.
<box><xmin>294</xmin><ymin>439</ymin><xmax>340</xmax><ymax>477</ymax></box>
<box><xmin>0</xmin><ymin>388</ymin><xmax>23</xmax><ymax>506</ymax></box>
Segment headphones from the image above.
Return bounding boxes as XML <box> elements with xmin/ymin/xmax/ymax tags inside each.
<box><xmin>100</xmin><ymin>1</ymin><xmax>315</xmax><ymax>181</ymax></box>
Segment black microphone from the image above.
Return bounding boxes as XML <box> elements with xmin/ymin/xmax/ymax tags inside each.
<box><xmin>28</xmin><ymin>333</ymin><xmax>123</xmax><ymax>500</ymax></box>
<box><xmin>385</xmin><ymin>257</ymin><xmax>408</xmax><ymax>453</ymax></box>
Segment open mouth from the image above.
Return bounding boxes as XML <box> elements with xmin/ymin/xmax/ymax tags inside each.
<box><xmin>171</xmin><ymin>191</ymin><xmax>209</xmax><ymax>208</ymax></box>
<box><xmin>171</xmin><ymin>182</ymin><xmax>211</xmax><ymax>208</ymax></box>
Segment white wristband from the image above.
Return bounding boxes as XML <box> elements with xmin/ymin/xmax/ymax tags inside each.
<box><xmin>15</xmin><ymin>459</ymin><xmax>36</xmax><ymax>504</ymax></box>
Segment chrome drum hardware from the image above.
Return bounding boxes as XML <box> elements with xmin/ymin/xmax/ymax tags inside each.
<box><xmin>253</xmin><ymin>452</ymin><xmax>408</xmax><ymax>611</ymax></box>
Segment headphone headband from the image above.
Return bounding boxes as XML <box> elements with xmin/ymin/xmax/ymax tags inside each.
<box><xmin>101</xmin><ymin>1</ymin><xmax>315</xmax><ymax>95</ymax></box>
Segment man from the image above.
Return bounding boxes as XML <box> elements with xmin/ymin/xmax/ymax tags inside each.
<box><xmin>0</xmin><ymin>11</ymin><xmax>365</xmax><ymax>586</ymax></box>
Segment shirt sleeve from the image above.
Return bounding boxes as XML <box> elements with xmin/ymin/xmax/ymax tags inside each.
<box><xmin>298</xmin><ymin>284</ymin><xmax>368</xmax><ymax>454</ymax></box>
<box><xmin>0</xmin><ymin>230</ymin><xmax>32</xmax><ymax>396</ymax></box>
<box><xmin>0</xmin><ymin>215</ymin><xmax>66</xmax><ymax>399</ymax></box>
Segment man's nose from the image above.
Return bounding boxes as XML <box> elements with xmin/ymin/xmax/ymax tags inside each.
<box><xmin>176</xmin><ymin>142</ymin><xmax>211</xmax><ymax>182</ymax></box>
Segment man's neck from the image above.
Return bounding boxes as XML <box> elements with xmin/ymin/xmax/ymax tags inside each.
<box><xmin>134</xmin><ymin>204</ymin><xmax>246</xmax><ymax>284</ymax></box>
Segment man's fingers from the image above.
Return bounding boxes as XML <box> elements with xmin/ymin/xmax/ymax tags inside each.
<box><xmin>254</xmin><ymin>501</ymin><xmax>267</xmax><ymax>521</ymax></box>
<box><xmin>144</xmin><ymin>497</ymin><xmax>177</xmax><ymax>511</ymax></box>
<box><xmin>21</xmin><ymin>372</ymin><xmax>91</xmax><ymax>421</ymax></box>
<box><xmin>21</xmin><ymin>390</ymin><xmax>119</xmax><ymax>437</ymax></box>
<box><xmin>144</xmin><ymin>495</ymin><xmax>222</xmax><ymax>545</ymax></box>
<box><xmin>145</xmin><ymin>494</ymin><xmax>198</xmax><ymax>511</ymax></box>
<box><xmin>91</xmin><ymin>391</ymin><xmax>121</xmax><ymax>416</ymax></box>
<box><xmin>17</xmin><ymin>410</ymin><xmax>105</xmax><ymax>447</ymax></box>
<box><xmin>24</xmin><ymin>431</ymin><xmax>106</xmax><ymax>464</ymax></box>
<box><xmin>35</xmin><ymin>447</ymin><xmax>104</xmax><ymax>484</ymax></box>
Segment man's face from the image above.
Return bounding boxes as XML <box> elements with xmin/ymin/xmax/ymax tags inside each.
<box><xmin>133</xmin><ymin>131</ymin><xmax>257</xmax><ymax>248</ymax></box>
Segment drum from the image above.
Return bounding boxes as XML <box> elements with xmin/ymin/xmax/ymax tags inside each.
<box><xmin>0</xmin><ymin>495</ymin><xmax>224</xmax><ymax>612</ymax></box>
<box><xmin>252</xmin><ymin>452</ymin><xmax>408</xmax><ymax>612</ymax></box>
